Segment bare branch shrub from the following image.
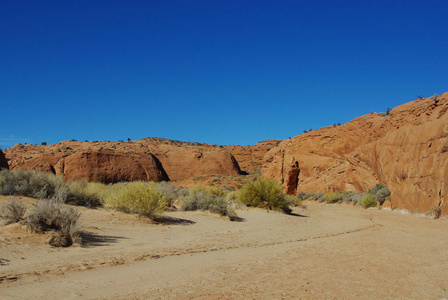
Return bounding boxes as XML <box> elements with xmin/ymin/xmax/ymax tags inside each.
<box><xmin>0</xmin><ymin>197</ymin><xmax>26</xmax><ymax>224</ymax></box>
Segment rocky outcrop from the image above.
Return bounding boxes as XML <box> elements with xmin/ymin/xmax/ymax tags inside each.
<box><xmin>0</xmin><ymin>150</ymin><xmax>9</xmax><ymax>170</ymax></box>
<box><xmin>4</xmin><ymin>139</ymin><xmax>242</xmax><ymax>183</ymax></box>
<box><xmin>54</xmin><ymin>151</ymin><xmax>169</xmax><ymax>183</ymax></box>
<box><xmin>148</xmin><ymin>146</ymin><xmax>242</xmax><ymax>181</ymax></box>
<box><xmin>262</xmin><ymin>93</ymin><xmax>448</xmax><ymax>215</ymax></box>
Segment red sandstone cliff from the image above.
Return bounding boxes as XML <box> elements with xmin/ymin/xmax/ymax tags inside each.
<box><xmin>5</xmin><ymin>139</ymin><xmax>242</xmax><ymax>183</ymax></box>
<box><xmin>262</xmin><ymin>93</ymin><xmax>448</xmax><ymax>215</ymax></box>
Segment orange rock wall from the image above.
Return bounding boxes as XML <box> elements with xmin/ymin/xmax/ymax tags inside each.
<box><xmin>5</xmin><ymin>140</ymin><xmax>242</xmax><ymax>183</ymax></box>
<box><xmin>262</xmin><ymin>93</ymin><xmax>448</xmax><ymax>215</ymax></box>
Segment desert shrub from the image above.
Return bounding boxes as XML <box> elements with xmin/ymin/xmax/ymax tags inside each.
<box><xmin>297</xmin><ymin>191</ymin><xmax>318</xmax><ymax>201</ymax></box>
<box><xmin>237</xmin><ymin>177</ymin><xmax>291</xmax><ymax>213</ymax></box>
<box><xmin>0</xmin><ymin>197</ymin><xmax>26</xmax><ymax>224</ymax></box>
<box><xmin>67</xmin><ymin>179</ymin><xmax>109</xmax><ymax>207</ymax></box>
<box><xmin>225</xmin><ymin>190</ymin><xmax>238</xmax><ymax>202</ymax></box>
<box><xmin>26</xmin><ymin>198</ymin><xmax>82</xmax><ymax>246</ymax></box>
<box><xmin>180</xmin><ymin>191</ymin><xmax>237</xmax><ymax>220</ymax></box>
<box><xmin>349</xmin><ymin>193</ymin><xmax>364</xmax><ymax>206</ymax></box>
<box><xmin>102</xmin><ymin>181</ymin><xmax>167</xmax><ymax>219</ymax></box>
<box><xmin>323</xmin><ymin>191</ymin><xmax>345</xmax><ymax>204</ymax></box>
<box><xmin>367</xmin><ymin>183</ymin><xmax>386</xmax><ymax>195</ymax></box>
<box><xmin>0</xmin><ymin>169</ymin><xmax>68</xmax><ymax>200</ymax></box>
<box><xmin>156</xmin><ymin>181</ymin><xmax>189</xmax><ymax>206</ymax></box>
<box><xmin>314</xmin><ymin>193</ymin><xmax>324</xmax><ymax>202</ymax></box>
<box><xmin>361</xmin><ymin>194</ymin><xmax>377</xmax><ymax>209</ymax></box>
<box><xmin>427</xmin><ymin>206</ymin><xmax>441</xmax><ymax>219</ymax></box>
<box><xmin>189</xmin><ymin>184</ymin><xmax>225</xmax><ymax>197</ymax></box>
<box><xmin>373</xmin><ymin>187</ymin><xmax>391</xmax><ymax>205</ymax></box>
<box><xmin>286</xmin><ymin>195</ymin><xmax>302</xmax><ymax>207</ymax></box>
<box><xmin>342</xmin><ymin>191</ymin><xmax>355</xmax><ymax>203</ymax></box>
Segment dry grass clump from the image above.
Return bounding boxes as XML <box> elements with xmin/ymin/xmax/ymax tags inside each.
<box><xmin>156</xmin><ymin>181</ymin><xmax>189</xmax><ymax>206</ymax></box>
<box><xmin>323</xmin><ymin>191</ymin><xmax>345</xmax><ymax>204</ymax></box>
<box><xmin>360</xmin><ymin>194</ymin><xmax>376</xmax><ymax>209</ymax></box>
<box><xmin>102</xmin><ymin>182</ymin><xmax>167</xmax><ymax>219</ymax></box>
<box><xmin>180</xmin><ymin>191</ymin><xmax>238</xmax><ymax>220</ymax></box>
<box><xmin>189</xmin><ymin>184</ymin><xmax>225</xmax><ymax>197</ymax></box>
<box><xmin>26</xmin><ymin>198</ymin><xmax>82</xmax><ymax>247</ymax></box>
<box><xmin>285</xmin><ymin>194</ymin><xmax>302</xmax><ymax>207</ymax></box>
<box><xmin>0</xmin><ymin>197</ymin><xmax>26</xmax><ymax>224</ymax></box>
<box><xmin>237</xmin><ymin>177</ymin><xmax>292</xmax><ymax>214</ymax></box>
<box><xmin>67</xmin><ymin>179</ymin><xmax>109</xmax><ymax>207</ymax></box>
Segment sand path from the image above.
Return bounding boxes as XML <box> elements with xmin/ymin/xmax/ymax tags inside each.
<box><xmin>1</xmin><ymin>198</ymin><xmax>447</xmax><ymax>299</ymax></box>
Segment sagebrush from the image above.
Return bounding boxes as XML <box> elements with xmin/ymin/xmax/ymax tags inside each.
<box><xmin>180</xmin><ymin>191</ymin><xmax>237</xmax><ymax>220</ymax></box>
<box><xmin>26</xmin><ymin>198</ymin><xmax>82</xmax><ymax>247</ymax></box>
<box><xmin>0</xmin><ymin>169</ymin><xmax>68</xmax><ymax>200</ymax></box>
<box><xmin>0</xmin><ymin>197</ymin><xmax>26</xmax><ymax>224</ymax></box>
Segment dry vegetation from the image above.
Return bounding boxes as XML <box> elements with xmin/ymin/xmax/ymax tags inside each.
<box><xmin>0</xmin><ymin>169</ymin><xmax>300</xmax><ymax>248</ymax></box>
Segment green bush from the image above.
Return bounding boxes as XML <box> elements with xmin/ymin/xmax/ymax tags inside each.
<box><xmin>102</xmin><ymin>182</ymin><xmax>167</xmax><ymax>219</ymax></box>
<box><xmin>180</xmin><ymin>191</ymin><xmax>237</xmax><ymax>220</ymax></box>
<box><xmin>361</xmin><ymin>194</ymin><xmax>377</xmax><ymax>209</ymax></box>
<box><xmin>237</xmin><ymin>177</ymin><xmax>291</xmax><ymax>213</ymax></box>
<box><xmin>189</xmin><ymin>184</ymin><xmax>224</xmax><ymax>197</ymax></box>
<box><xmin>0</xmin><ymin>169</ymin><xmax>68</xmax><ymax>200</ymax></box>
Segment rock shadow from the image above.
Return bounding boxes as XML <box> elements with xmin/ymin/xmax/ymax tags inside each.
<box><xmin>81</xmin><ymin>232</ymin><xmax>127</xmax><ymax>248</ymax></box>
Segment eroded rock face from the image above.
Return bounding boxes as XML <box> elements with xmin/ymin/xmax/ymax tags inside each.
<box><xmin>262</xmin><ymin>93</ymin><xmax>448</xmax><ymax>215</ymax></box>
<box><xmin>54</xmin><ymin>151</ymin><xmax>169</xmax><ymax>183</ymax></box>
<box><xmin>149</xmin><ymin>146</ymin><xmax>242</xmax><ymax>181</ymax></box>
<box><xmin>4</xmin><ymin>139</ymin><xmax>242</xmax><ymax>183</ymax></box>
<box><xmin>0</xmin><ymin>150</ymin><xmax>9</xmax><ymax>170</ymax></box>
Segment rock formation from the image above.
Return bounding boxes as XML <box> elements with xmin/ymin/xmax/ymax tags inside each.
<box><xmin>262</xmin><ymin>93</ymin><xmax>448</xmax><ymax>215</ymax></box>
<box><xmin>54</xmin><ymin>150</ymin><xmax>169</xmax><ymax>183</ymax></box>
<box><xmin>4</xmin><ymin>139</ymin><xmax>242</xmax><ymax>183</ymax></box>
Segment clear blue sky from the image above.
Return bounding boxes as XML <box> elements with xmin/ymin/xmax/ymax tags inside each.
<box><xmin>1</xmin><ymin>0</ymin><xmax>447</xmax><ymax>149</ymax></box>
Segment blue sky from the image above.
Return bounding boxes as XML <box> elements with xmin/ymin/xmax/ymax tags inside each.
<box><xmin>1</xmin><ymin>0</ymin><xmax>447</xmax><ymax>149</ymax></box>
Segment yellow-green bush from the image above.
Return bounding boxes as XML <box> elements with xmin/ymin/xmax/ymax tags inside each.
<box><xmin>361</xmin><ymin>194</ymin><xmax>376</xmax><ymax>209</ymax></box>
<box><xmin>189</xmin><ymin>184</ymin><xmax>224</xmax><ymax>197</ymax></box>
<box><xmin>67</xmin><ymin>179</ymin><xmax>110</xmax><ymax>207</ymax></box>
<box><xmin>285</xmin><ymin>194</ymin><xmax>302</xmax><ymax>207</ymax></box>
<box><xmin>237</xmin><ymin>177</ymin><xmax>291</xmax><ymax>213</ymax></box>
<box><xmin>102</xmin><ymin>182</ymin><xmax>167</xmax><ymax>218</ymax></box>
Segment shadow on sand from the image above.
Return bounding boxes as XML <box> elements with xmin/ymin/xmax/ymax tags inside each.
<box><xmin>152</xmin><ymin>215</ymin><xmax>196</xmax><ymax>226</ymax></box>
<box><xmin>81</xmin><ymin>232</ymin><xmax>127</xmax><ymax>248</ymax></box>
<box><xmin>288</xmin><ymin>212</ymin><xmax>309</xmax><ymax>217</ymax></box>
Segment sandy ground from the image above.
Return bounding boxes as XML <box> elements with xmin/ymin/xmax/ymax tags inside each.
<box><xmin>1</xmin><ymin>196</ymin><xmax>447</xmax><ymax>299</ymax></box>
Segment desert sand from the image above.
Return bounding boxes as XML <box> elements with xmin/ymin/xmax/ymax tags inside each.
<box><xmin>1</xmin><ymin>196</ymin><xmax>447</xmax><ymax>299</ymax></box>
